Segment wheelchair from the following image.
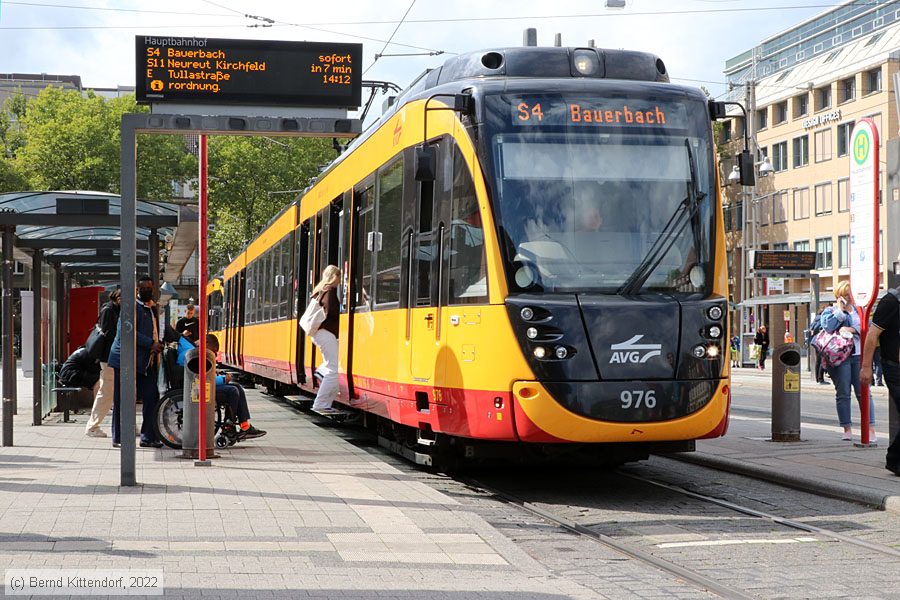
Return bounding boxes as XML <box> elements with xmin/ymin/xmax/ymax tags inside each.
<box><xmin>154</xmin><ymin>345</ymin><xmax>244</xmax><ymax>450</ymax></box>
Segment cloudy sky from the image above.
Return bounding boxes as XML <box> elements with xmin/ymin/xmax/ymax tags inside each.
<box><xmin>0</xmin><ymin>0</ymin><xmax>838</xmax><ymax>114</ymax></box>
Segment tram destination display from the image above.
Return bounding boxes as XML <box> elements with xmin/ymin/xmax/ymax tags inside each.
<box><xmin>136</xmin><ymin>36</ymin><xmax>362</xmax><ymax>108</ymax></box>
<box><xmin>752</xmin><ymin>250</ymin><xmax>816</xmax><ymax>272</ymax></box>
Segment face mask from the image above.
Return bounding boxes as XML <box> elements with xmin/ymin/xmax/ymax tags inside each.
<box><xmin>138</xmin><ymin>288</ymin><xmax>153</xmax><ymax>302</ymax></box>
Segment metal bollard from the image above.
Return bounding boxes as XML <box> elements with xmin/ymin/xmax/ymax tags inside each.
<box><xmin>771</xmin><ymin>343</ymin><xmax>802</xmax><ymax>442</ymax></box>
<box><xmin>181</xmin><ymin>347</ymin><xmax>217</xmax><ymax>459</ymax></box>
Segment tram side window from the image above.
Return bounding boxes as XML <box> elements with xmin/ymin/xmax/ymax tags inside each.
<box><xmin>246</xmin><ymin>261</ymin><xmax>256</xmax><ymax>325</ymax></box>
<box><xmin>318</xmin><ymin>208</ymin><xmax>330</xmax><ymax>283</ymax></box>
<box><xmin>272</xmin><ymin>244</ymin><xmax>282</xmax><ymax>322</ymax></box>
<box><xmin>355</xmin><ymin>183</ymin><xmax>375</xmax><ymax>311</ymax></box>
<box><xmin>279</xmin><ymin>235</ymin><xmax>292</xmax><ymax>320</ymax></box>
<box><xmin>208</xmin><ymin>290</ymin><xmax>223</xmax><ymax>330</ymax></box>
<box><xmin>449</xmin><ymin>144</ymin><xmax>488</xmax><ymax>304</ymax></box>
<box><xmin>261</xmin><ymin>250</ymin><xmax>272</xmax><ymax>323</ymax></box>
<box><xmin>375</xmin><ymin>157</ymin><xmax>403</xmax><ymax>306</ymax></box>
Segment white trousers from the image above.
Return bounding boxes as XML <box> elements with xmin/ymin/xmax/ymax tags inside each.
<box><xmin>310</xmin><ymin>329</ymin><xmax>339</xmax><ymax>409</ymax></box>
<box><xmin>85</xmin><ymin>362</ymin><xmax>114</xmax><ymax>433</ymax></box>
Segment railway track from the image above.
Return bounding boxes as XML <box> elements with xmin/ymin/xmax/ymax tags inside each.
<box><xmin>456</xmin><ymin>464</ymin><xmax>900</xmax><ymax>600</ymax></box>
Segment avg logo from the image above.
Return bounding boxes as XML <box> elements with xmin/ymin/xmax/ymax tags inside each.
<box><xmin>853</xmin><ymin>129</ymin><xmax>870</xmax><ymax>166</ymax></box>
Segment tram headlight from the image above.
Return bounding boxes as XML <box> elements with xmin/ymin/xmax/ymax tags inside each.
<box><xmin>555</xmin><ymin>346</ymin><xmax>568</xmax><ymax>359</ymax></box>
<box><xmin>520</xmin><ymin>307</ymin><xmax>535</xmax><ymax>321</ymax></box>
<box><xmin>707</xmin><ymin>325</ymin><xmax>722</xmax><ymax>339</ymax></box>
<box><xmin>526</xmin><ymin>327</ymin><xmax>538</xmax><ymax>339</ymax></box>
<box><xmin>572</xmin><ymin>49</ymin><xmax>600</xmax><ymax>76</ymax></box>
<box><xmin>692</xmin><ymin>345</ymin><xmax>707</xmax><ymax>358</ymax></box>
<box><xmin>707</xmin><ymin>305</ymin><xmax>723</xmax><ymax>320</ymax></box>
<box><xmin>533</xmin><ymin>346</ymin><xmax>547</xmax><ymax>359</ymax></box>
<box><xmin>706</xmin><ymin>344</ymin><xmax>720</xmax><ymax>358</ymax></box>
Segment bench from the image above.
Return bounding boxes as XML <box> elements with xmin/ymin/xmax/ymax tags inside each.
<box><xmin>51</xmin><ymin>387</ymin><xmax>83</xmax><ymax>423</ymax></box>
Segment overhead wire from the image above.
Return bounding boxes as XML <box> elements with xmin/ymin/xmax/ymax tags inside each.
<box><xmin>363</xmin><ymin>0</ymin><xmax>417</xmax><ymax>76</ymax></box>
<box><xmin>2</xmin><ymin>0</ymin><xmax>233</xmax><ymax>17</ymax></box>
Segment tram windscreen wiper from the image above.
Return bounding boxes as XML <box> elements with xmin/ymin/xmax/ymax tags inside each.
<box><xmin>618</xmin><ymin>139</ymin><xmax>707</xmax><ymax>296</ymax></box>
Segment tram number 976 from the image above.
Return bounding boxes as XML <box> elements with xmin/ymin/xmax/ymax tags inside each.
<box><xmin>620</xmin><ymin>390</ymin><xmax>657</xmax><ymax>409</ymax></box>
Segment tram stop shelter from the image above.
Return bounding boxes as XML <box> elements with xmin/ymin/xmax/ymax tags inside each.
<box><xmin>0</xmin><ymin>191</ymin><xmax>195</xmax><ymax>447</ymax></box>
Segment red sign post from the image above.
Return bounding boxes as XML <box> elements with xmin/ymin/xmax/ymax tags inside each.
<box><xmin>198</xmin><ymin>134</ymin><xmax>209</xmax><ymax>463</ymax></box>
<box><xmin>848</xmin><ymin>118</ymin><xmax>880</xmax><ymax>446</ymax></box>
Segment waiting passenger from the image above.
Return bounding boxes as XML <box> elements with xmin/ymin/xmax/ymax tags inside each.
<box><xmin>309</xmin><ymin>265</ymin><xmax>341</xmax><ymax>414</ymax></box>
<box><xmin>206</xmin><ymin>334</ymin><xmax>266</xmax><ymax>439</ymax></box>
<box><xmin>59</xmin><ymin>346</ymin><xmax>101</xmax><ymax>395</ymax></box>
<box><xmin>85</xmin><ymin>288</ymin><xmax>121</xmax><ymax>438</ymax></box>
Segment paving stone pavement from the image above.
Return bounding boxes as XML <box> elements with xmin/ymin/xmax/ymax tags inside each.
<box><xmin>681</xmin><ymin>368</ymin><xmax>900</xmax><ymax>512</ymax></box>
<box><xmin>0</xmin><ymin>364</ymin><xmax>620</xmax><ymax>599</ymax></box>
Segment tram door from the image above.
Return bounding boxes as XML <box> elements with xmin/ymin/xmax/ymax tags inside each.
<box><xmin>294</xmin><ymin>223</ymin><xmax>310</xmax><ymax>383</ymax></box>
<box><xmin>409</xmin><ymin>141</ymin><xmax>445</xmax><ymax>384</ymax></box>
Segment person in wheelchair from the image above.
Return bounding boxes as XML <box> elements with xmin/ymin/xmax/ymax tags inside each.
<box><xmin>206</xmin><ymin>334</ymin><xmax>266</xmax><ymax>440</ymax></box>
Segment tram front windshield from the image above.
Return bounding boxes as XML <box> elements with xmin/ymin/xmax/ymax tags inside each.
<box><xmin>483</xmin><ymin>93</ymin><xmax>716</xmax><ymax>295</ymax></box>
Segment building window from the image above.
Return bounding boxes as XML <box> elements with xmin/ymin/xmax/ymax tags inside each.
<box><xmin>773</xmin><ymin>242</ymin><xmax>789</xmax><ymax>251</ymax></box>
<box><xmin>840</xmin><ymin>77</ymin><xmax>856</xmax><ymax>102</ymax></box>
<box><xmin>13</xmin><ymin>261</ymin><xmax>25</xmax><ymax>275</ymax></box>
<box><xmin>793</xmin><ymin>188</ymin><xmax>809</xmax><ymax>220</ymax></box>
<box><xmin>773</xmin><ymin>191</ymin><xmax>788</xmax><ymax>223</ymax></box>
<box><xmin>814</xmin><ymin>129</ymin><xmax>832</xmax><ymax>162</ymax></box>
<box><xmin>866</xmin><ymin>68</ymin><xmax>882</xmax><ymax>94</ymax></box>
<box><xmin>722</xmin><ymin>121</ymin><xmax>732</xmax><ymax>142</ymax></box>
<box><xmin>815</xmin><ymin>237</ymin><xmax>833</xmax><ymax>270</ymax></box>
<box><xmin>793</xmin><ymin>94</ymin><xmax>809</xmax><ymax>118</ymax></box>
<box><xmin>792</xmin><ymin>135</ymin><xmax>809</xmax><ymax>168</ymax></box>
<box><xmin>814</xmin><ymin>182</ymin><xmax>832</xmax><ymax>216</ymax></box>
<box><xmin>756</xmin><ymin>108</ymin><xmax>768</xmax><ymax>130</ymax></box>
<box><xmin>837</xmin><ymin>178</ymin><xmax>849</xmax><ymax>212</ymax></box>
<box><xmin>759</xmin><ymin>195</ymin><xmax>771</xmax><ymax>226</ymax></box>
<box><xmin>772</xmin><ymin>141</ymin><xmax>788</xmax><ymax>171</ymax></box>
<box><xmin>816</xmin><ymin>85</ymin><xmax>832</xmax><ymax>111</ymax></box>
<box><xmin>838</xmin><ymin>235</ymin><xmax>849</xmax><ymax>269</ymax></box>
<box><xmin>837</xmin><ymin>122</ymin><xmax>855</xmax><ymax>156</ymax></box>
<box><xmin>775</xmin><ymin>101</ymin><xmax>788</xmax><ymax>124</ymax></box>
<box><xmin>794</xmin><ymin>240</ymin><xmax>810</xmax><ymax>252</ymax></box>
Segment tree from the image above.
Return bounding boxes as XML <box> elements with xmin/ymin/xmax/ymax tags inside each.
<box><xmin>207</xmin><ymin>136</ymin><xmax>336</xmax><ymax>272</ymax></box>
<box><xmin>13</xmin><ymin>87</ymin><xmax>195</xmax><ymax>199</ymax></box>
<box><xmin>0</xmin><ymin>158</ymin><xmax>27</xmax><ymax>192</ymax></box>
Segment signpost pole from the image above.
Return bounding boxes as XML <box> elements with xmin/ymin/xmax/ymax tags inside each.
<box><xmin>197</xmin><ymin>134</ymin><xmax>209</xmax><ymax>465</ymax></box>
<box><xmin>848</xmin><ymin>118</ymin><xmax>880</xmax><ymax>447</ymax></box>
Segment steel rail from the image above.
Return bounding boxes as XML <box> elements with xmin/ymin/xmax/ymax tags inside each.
<box><xmin>461</xmin><ymin>477</ymin><xmax>757</xmax><ymax>600</ymax></box>
<box><xmin>621</xmin><ymin>469</ymin><xmax>900</xmax><ymax>560</ymax></box>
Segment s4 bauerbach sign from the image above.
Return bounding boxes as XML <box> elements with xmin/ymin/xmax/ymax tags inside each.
<box><xmin>849</xmin><ymin>118</ymin><xmax>880</xmax><ymax>310</ymax></box>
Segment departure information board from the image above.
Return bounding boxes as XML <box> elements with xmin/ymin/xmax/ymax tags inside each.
<box><xmin>136</xmin><ymin>36</ymin><xmax>362</xmax><ymax>108</ymax></box>
<box><xmin>752</xmin><ymin>251</ymin><xmax>816</xmax><ymax>272</ymax></box>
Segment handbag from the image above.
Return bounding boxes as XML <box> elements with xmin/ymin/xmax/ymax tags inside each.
<box><xmin>299</xmin><ymin>295</ymin><xmax>326</xmax><ymax>335</ymax></box>
<box><xmin>812</xmin><ymin>330</ymin><xmax>853</xmax><ymax>368</ymax></box>
<box><xmin>749</xmin><ymin>343</ymin><xmax>760</xmax><ymax>360</ymax></box>
<box><xmin>84</xmin><ymin>325</ymin><xmax>106</xmax><ymax>361</ymax></box>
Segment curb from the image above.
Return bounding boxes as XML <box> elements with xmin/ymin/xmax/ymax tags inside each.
<box><xmin>670</xmin><ymin>452</ymin><xmax>900</xmax><ymax>514</ymax></box>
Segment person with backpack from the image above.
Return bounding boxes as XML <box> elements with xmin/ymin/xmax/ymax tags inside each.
<box><xmin>59</xmin><ymin>346</ymin><xmax>101</xmax><ymax>392</ymax></box>
<box><xmin>821</xmin><ymin>281</ymin><xmax>876</xmax><ymax>442</ymax></box>
<box><xmin>861</xmin><ymin>288</ymin><xmax>900</xmax><ymax>475</ymax></box>
<box><xmin>754</xmin><ymin>325</ymin><xmax>770</xmax><ymax>369</ymax></box>
<box><xmin>84</xmin><ymin>289</ymin><xmax>121</xmax><ymax>438</ymax></box>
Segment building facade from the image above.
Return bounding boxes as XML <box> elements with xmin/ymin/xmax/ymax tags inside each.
<box><xmin>722</xmin><ymin>0</ymin><xmax>900</xmax><ymax>348</ymax></box>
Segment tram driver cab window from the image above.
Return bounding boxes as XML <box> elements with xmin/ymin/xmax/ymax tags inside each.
<box><xmin>449</xmin><ymin>145</ymin><xmax>488</xmax><ymax>304</ymax></box>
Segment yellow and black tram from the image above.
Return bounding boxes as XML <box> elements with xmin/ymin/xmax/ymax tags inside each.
<box><xmin>208</xmin><ymin>45</ymin><xmax>732</xmax><ymax>463</ymax></box>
